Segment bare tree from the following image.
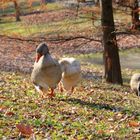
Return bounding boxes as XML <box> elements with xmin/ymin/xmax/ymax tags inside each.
<box><xmin>101</xmin><ymin>0</ymin><xmax>123</xmax><ymax>84</ymax></box>
<box><xmin>114</xmin><ymin>0</ymin><xmax>140</xmax><ymax>30</ymax></box>
<box><xmin>0</xmin><ymin>0</ymin><xmax>21</xmax><ymax>21</ymax></box>
<box><xmin>131</xmin><ymin>0</ymin><xmax>140</xmax><ymax>29</ymax></box>
<box><xmin>13</xmin><ymin>0</ymin><xmax>21</xmax><ymax>21</ymax></box>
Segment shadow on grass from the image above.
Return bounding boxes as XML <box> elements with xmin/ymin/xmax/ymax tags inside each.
<box><xmin>0</xmin><ymin>20</ymin><xmax>16</xmax><ymax>24</ymax></box>
<box><xmin>60</xmin><ymin>98</ymin><xmax>140</xmax><ymax>116</ymax></box>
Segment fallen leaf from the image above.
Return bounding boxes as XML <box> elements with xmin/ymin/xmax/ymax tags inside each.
<box><xmin>133</xmin><ymin>128</ymin><xmax>140</xmax><ymax>133</ymax></box>
<box><xmin>97</xmin><ymin>130</ymin><xmax>104</xmax><ymax>135</ymax></box>
<box><xmin>0</xmin><ymin>96</ymin><xmax>6</xmax><ymax>100</ymax></box>
<box><xmin>5</xmin><ymin>111</ymin><xmax>15</xmax><ymax>116</ymax></box>
<box><xmin>106</xmin><ymin>129</ymin><xmax>115</xmax><ymax>134</ymax></box>
<box><xmin>116</xmin><ymin>113</ymin><xmax>123</xmax><ymax>119</ymax></box>
<box><xmin>129</xmin><ymin>121</ymin><xmax>140</xmax><ymax>127</ymax></box>
<box><xmin>0</xmin><ymin>106</ymin><xmax>7</xmax><ymax>113</ymax></box>
<box><xmin>16</xmin><ymin>123</ymin><xmax>33</xmax><ymax>136</ymax></box>
<box><xmin>108</xmin><ymin>118</ymin><xmax>114</xmax><ymax>122</ymax></box>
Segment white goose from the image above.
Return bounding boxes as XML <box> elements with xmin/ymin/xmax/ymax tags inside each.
<box><xmin>59</xmin><ymin>57</ymin><xmax>81</xmax><ymax>93</ymax></box>
<box><xmin>130</xmin><ymin>73</ymin><xmax>140</xmax><ymax>96</ymax></box>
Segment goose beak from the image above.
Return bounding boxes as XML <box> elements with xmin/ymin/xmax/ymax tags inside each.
<box><xmin>35</xmin><ymin>53</ymin><xmax>42</xmax><ymax>63</ymax></box>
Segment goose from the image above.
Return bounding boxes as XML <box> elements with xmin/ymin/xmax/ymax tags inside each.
<box><xmin>130</xmin><ymin>73</ymin><xmax>140</xmax><ymax>96</ymax></box>
<box><xmin>31</xmin><ymin>43</ymin><xmax>62</xmax><ymax>98</ymax></box>
<box><xmin>59</xmin><ymin>57</ymin><xmax>81</xmax><ymax>93</ymax></box>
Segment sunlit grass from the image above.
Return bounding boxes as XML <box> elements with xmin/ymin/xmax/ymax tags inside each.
<box><xmin>0</xmin><ymin>16</ymin><xmax>93</xmax><ymax>37</ymax></box>
<box><xmin>1</xmin><ymin>67</ymin><xmax>140</xmax><ymax>139</ymax></box>
<box><xmin>0</xmin><ymin>2</ymin><xmax>132</xmax><ymax>37</ymax></box>
<box><xmin>1</xmin><ymin>49</ymin><xmax>140</xmax><ymax>139</ymax></box>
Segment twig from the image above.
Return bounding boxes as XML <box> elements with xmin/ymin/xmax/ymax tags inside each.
<box><xmin>0</xmin><ymin>34</ymin><xmax>101</xmax><ymax>43</ymax></box>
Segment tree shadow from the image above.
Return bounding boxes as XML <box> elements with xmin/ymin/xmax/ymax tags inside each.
<box><xmin>0</xmin><ymin>20</ymin><xmax>16</xmax><ymax>24</ymax></box>
<box><xmin>82</xmin><ymin>70</ymin><xmax>102</xmax><ymax>80</ymax></box>
<box><xmin>60</xmin><ymin>98</ymin><xmax>140</xmax><ymax>116</ymax></box>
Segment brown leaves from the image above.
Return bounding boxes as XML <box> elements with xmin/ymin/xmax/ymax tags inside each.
<box><xmin>0</xmin><ymin>106</ymin><xmax>7</xmax><ymax>113</ymax></box>
<box><xmin>129</xmin><ymin>121</ymin><xmax>140</xmax><ymax>134</ymax></box>
<box><xmin>5</xmin><ymin>111</ymin><xmax>15</xmax><ymax>116</ymax></box>
<box><xmin>97</xmin><ymin>130</ymin><xmax>105</xmax><ymax>135</ymax></box>
<box><xmin>129</xmin><ymin>121</ymin><xmax>140</xmax><ymax>127</ymax></box>
<box><xmin>16</xmin><ymin>123</ymin><xmax>33</xmax><ymax>136</ymax></box>
<box><xmin>0</xmin><ymin>106</ymin><xmax>15</xmax><ymax>117</ymax></box>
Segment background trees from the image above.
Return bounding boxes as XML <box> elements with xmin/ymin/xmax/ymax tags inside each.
<box><xmin>0</xmin><ymin>0</ymin><xmax>47</xmax><ymax>22</ymax></box>
<box><xmin>0</xmin><ymin>0</ymin><xmax>21</xmax><ymax>21</ymax></box>
<box><xmin>115</xmin><ymin>0</ymin><xmax>140</xmax><ymax>30</ymax></box>
<box><xmin>13</xmin><ymin>0</ymin><xmax>20</xmax><ymax>21</ymax></box>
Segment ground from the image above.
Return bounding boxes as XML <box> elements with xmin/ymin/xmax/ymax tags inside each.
<box><xmin>0</xmin><ymin>2</ymin><xmax>140</xmax><ymax>139</ymax></box>
<box><xmin>0</xmin><ymin>6</ymin><xmax>140</xmax><ymax>73</ymax></box>
<box><xmin>1</xmin><ymin>68</ymin><xmax>140</xmax><ymax>139</ymax></box>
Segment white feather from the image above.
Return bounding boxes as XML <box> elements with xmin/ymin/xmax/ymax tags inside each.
<box><xmin>59</xmin><ymin>57</ymin><xmax>81</xmax><ymax>90</ymax></box>
<box><xmin>130</xmin><ymin>73</ymin><xmax>140</xmax><ymax>96</ymax></box>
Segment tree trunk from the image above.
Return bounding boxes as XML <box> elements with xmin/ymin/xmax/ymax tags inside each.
<box><xmin>13</xmin><ymin>1</ymin><xmax>21</xmax><ymax>22</ymax></box>
<box><xmin>94</xmin><ymin>0</ymin><xmax>102</xmax><ymax>7</ymax></box>
<box><xmin>101</xmin><ymin>0</ymin><xmax>123</xmax><ymax>84</ymax></box>
<box><xmin>131</xmin><ymin>0</ymin><xmax>140</xmax><ymax>30</ymax></box>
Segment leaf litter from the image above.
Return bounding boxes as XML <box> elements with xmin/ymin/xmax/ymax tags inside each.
<box><xmin>0</xmin><ymin>8</ymin><xmax>140</xmax><ymax>139</ymax></box>
<box><xmin>0</xmin><ymin>70</ymin><xmax>140</xmax><ymax>139</ymax></box>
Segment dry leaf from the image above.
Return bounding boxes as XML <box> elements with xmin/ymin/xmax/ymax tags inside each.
<box><xmin>133</xmin><ymin>128</ymin><xmax>140</xmax><ymax>133</ymax></box>
<box><xmin>97</xmin><ymin>130</ymin><xmax>104</xmax><ymax>135</ymax></box>
<box><xmin>0</xmin><ymin>96</ymin><xmax>6</xmax><ymax>100</ymax></box>
<box><xmin>129</xmin><ymin>121</ymin><xmax>140</xmax><ymax>127</ymax></box>
<box><xmin>108</xmin><ymin>118</ymin><xmax>114</xmax><ymax>122</ymax></box>
<box><xmin>0</xmin><ymin>106</ymin><xmax>7</xmax><ymax>113</ymax></box>
<box><xmin>5</xmin><ymin>111</ymin><xmax>15</xmax><ymax>116</ymax></box>
<box><xmin>16</xmin><ymin>123</ymin><xmax>33</xmax><ymax>136</ymax></box>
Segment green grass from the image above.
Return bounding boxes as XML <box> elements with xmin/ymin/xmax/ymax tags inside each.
<box><xmin>0</xmin><ymin>2</ymin><xmax>131</xmax><ymax>37</ymax></box>
<box><xmin>0</xmin><ymin>15</ymin><xmax>92</xmax><ymax>37</ymax></box>
<box><xmin>1</xmin><ymin>55</ymin><xmax>140</xmax><ymax>139</ymax></box>
<box><xmin>0</xmin><ymin>2</ymin><xmax>64</xmax><ymax>36</ymax></box>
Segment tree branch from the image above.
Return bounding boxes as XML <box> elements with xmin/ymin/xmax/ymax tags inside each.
<box><xmin>0</xmin><ymin>34</ymin><xmax>101</xmax><ymax>43</ymax></box>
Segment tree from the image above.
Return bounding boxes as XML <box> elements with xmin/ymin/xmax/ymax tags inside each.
<box><xmin>131</xmin><ymin>0</ymin><xmax>140</xmax><ymax>30</ymax></box>
<box><xmin>0</xmin><ymin>0</ymin><xmax>21</xmax><ymax>21</ymax></box>
<box><xmin>94</xmin><ymin>0</ymin><xmax>101</xmax><ymax>7</ymax></box>
<box><xmin>101</xmin><ymin>0</ymin><xmax>123</xmax><ymax>84</ymax></box>
<box><xmin>114</xmin><ymin>0</ymin><xmax>140</xmax><ymax>30</ymax></box>
<box><xmin>13</xmin><ymin>0</ymin><xmax>21</xmax><ymax>21</ymax></box>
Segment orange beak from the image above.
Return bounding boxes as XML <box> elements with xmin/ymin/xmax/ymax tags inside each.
<box><xmin>35</xmin><ymin>53</ymin><xmax>42</xmax><ymax>63</ymax></box>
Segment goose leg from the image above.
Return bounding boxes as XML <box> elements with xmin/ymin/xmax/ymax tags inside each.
<box><xmin>59</xmin><ymin>82</ymin><xmax>64</xmax><ymax>92</ymax></box>
<box><xmin>40</xmin><ymin>90</ymin><xmax>46</xmax><ymax>98</ymax></box>
<box><xmin>49</xmin><ymin>88</ymin><xmax>55</xmax><ymax>98</ymax></box>
<box><xmin>35</xmin><ymin>85</ymin><xmax>46</xmax><ymax>98</ymax></box>
<box><xmin>71</xmin><ymin>87</ymin><xmax>74</xmax><ymax>93</ymax></box>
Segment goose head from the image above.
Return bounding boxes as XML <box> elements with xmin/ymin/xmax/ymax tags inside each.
<box><xmin>35</xmin><ymin>43</ymin><xmax>50</xmax><ymax>63</ymax></box>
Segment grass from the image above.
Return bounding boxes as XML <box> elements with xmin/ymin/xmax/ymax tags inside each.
<box><xmin>75</xmin><ymin>48</ymin><xmax>140</xmax><ymax>70</ymax></box>
<box><xmin>1</xmin><ymin>52</ymin><xmax>140</xmax><ymax>139</ymax></box>
<box><xmin>0</xmin><ymin>1</ymin><xmax>64</xmax><ymax>36</ymax></box>
<box><xmin>0</xmin><ymin>16</ymin><xmax>93</xmax><ymax>37</ymax></box>
<box><xmin>0</xmin><ymin>2</ymin><xmax>131</xmax><ymax>37</ymax></box>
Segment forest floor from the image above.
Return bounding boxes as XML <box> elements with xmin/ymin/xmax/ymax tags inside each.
<box><xmin>1</xmin><ymin>63</ymin><xmax>140</xmax><ymax>139</ymax></box>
